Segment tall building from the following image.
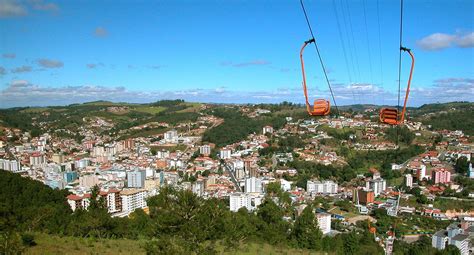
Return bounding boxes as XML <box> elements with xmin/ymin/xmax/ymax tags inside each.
<box><xmin>405</xmin><ymin>174</ymin><xmax>413</xmax><ymax>188</ymax></box>
<box><xmin>307</xmin><ymin>180</ymin><xmax>338</xmax><ymax>194</ymax></box>
<box><xmin>199</xmin><ymin>144</ymin><xmax>211</xmax><ymax>156</ymax></box>
<box><xmin>220</xmin><ymin>148</ymin><xmax>232</xmax><ymax>159</ymax></box>
<box><xmin>262</xmin><ymin>125</ymin><xmax>273</xmax><ymax>134</ymax></box>
<box><xmin>245</xmin><ymin>177</ymin><xmax>262</xmax><ymax>193</ymax></box>
<box><xmin>357</xmin><ymin>189</ymin><xmax>375</xmax><ymax>205</ymax></box>
<box><xmin>63</xmin><ymin>171</ymin><xmax>78</xmax><ymax>183</ymax></box>
<box><xmin>52</xmin><ymin>153</ymin><xmax>64</xmax><ymax>164</ymax></box>
<box><xmin>316</xmin><ymin>213</ymin><xmax>331</xmax><ymax>234</ymax></box>
<box><xmin>468</xmin><ymin>163</ymin><xmax>474</xmax><ymax>179</ymax></box>
<box><xmin>229</xmin><ymin>192</ymin><xmax>263</xmax><ymax>212</ymax></box>
<box><xmin>122</xmin><ymin>139</ymin><xmax>135</xmax><ymax>150</ymax></box>
<box><xmin>79</xmin><ymin>175</ymin><xmax>100</xmax><ymax>189</ymax></box>
<box><xmin>432</xmin><ymin>168</ymin><xmax>451</xmax><ymax>184</ymax></box>
<box><xmin>366</xmin><ymin>178</ymin><xmax>386</xmax><ymax>196</ymax></box>
<box><xmin>127</xmin><ymin>169</ymin><xmax>146</xmax><ymax>188</ymax></box>
<box><xmin>120</xmin><ymin>189</ymin><xmax>147</xmax><ymax>213</ymax></box>
<box><xmin>29</xmin><ymin>152</ymin><xmax>46</xmax><ymax>166</ymax></box>
<box><xmin>0</xmin><ymin>159</ymin><xmax>21</xmax><ymax>173</ymax></box>
<box><xmin>416</xmin><ymin>164</ymin><xmax>427</xmax><ymax>181</ymax></box>
<box><xmin>432</xmin><ymin>224</ymin><xmax>470</xmax><ymax>255</ymax></box>
<box><xmin>164</xmin><ymin>130</ymin><xmax>178</xmax><ymax>143</ymax></box>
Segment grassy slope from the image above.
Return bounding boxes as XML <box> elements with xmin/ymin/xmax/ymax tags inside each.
<box><xmin>26</xmin><ymin>233</ymin><xmax>324</xmax><ymax>255</ymax></box>
<box><xmin>25</xmin><ymin>233</ymin><xmax>145</xmax><ymax>255</ymax></box>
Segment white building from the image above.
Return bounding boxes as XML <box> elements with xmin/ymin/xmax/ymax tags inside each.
<box><xmin>366</xmin><ymin>178</ymin><xmax>386</xmax><ymax>196</ymax></box>
<box><xmin>316</xmin><ymin>213</ymin><xmax>331</xmax><ymax>234</ymax></box>
<box><xmin>164</xmin><ymin>130</ymin><xmax>178</xmax><ymax>143</ymax></box>
<box><xmin>29</xmin><ymin>153</ymin><xmax>46</xmax><ymax>166</ymax></box>
<box><xmin>127</xmin><ymin>169</ymin><xmax>145</xmax><ymax>188</ymax></box>
<box><xmin>280</xmin><ymin>179</ymin><xmax>292</xmax><ymax>192</ymax></box>
<box><xmin>262</xmin><ymin>126</ymin><xmax>274</xmax><ymax>135</ymax></box>
<box><xmin>199</xmin><ymin>144</ymin><xmax>211</xmax><ymax>156</ymax></box>
<box><xmin>245</xmin><ymin>177</ymin><xmax>263</xmax><ymax>193</ymax></box>
<box><xmin>229</xmin><ymin>192</ymin><xmax>263</xmax><ymax>212</ymax></box>
<box><xmin>450</xmin><ymin>234</ymin><xmax>469</xmax><ymax>255</ymax></box>
<box><xmin>0</xmin><ymin>159</ymin><xmax>21</xmax><ymax>172</ymax></box>
<box><xmin>79</xmin><ymin>175</ymin><xmax>100</xmax><ymax>189</ymax></box>
<box><xmin>220</xmin><ymin>148</ymin><xmax>232</xmax><ymax>159</ymax></box>
<box><xmin>120</xmin><ymin>189</ymin><xmax>147</xmax><ymax>213</ymax></box>
<box><xmin>405</xmin><ymin>174</ymin><xmax>413</xmax><ymax>188</ymax></box>
<box><xmin>307</xmin><ymin>180</ymin><xmax>338</xmax><ymax>195</ymax></box>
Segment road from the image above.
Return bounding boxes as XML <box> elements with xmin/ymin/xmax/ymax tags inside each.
<box><xmin>224</xmin><ymin>163</ymin><xmax>242</xmax><ymax>192</ymax></box>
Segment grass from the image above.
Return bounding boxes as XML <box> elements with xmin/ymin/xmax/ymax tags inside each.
<box><xmin>26</xmin><ymin>233</ymin><xmax>324</xmax><ymax>255</ymax></box>
<box><xmin>25</xmin><ymin>233</ymin><xmax>145</xmax><ymax>255</ymax></box>
<box><xmin>20</xmin><ymin>107</ymin><xmax>49</xmax><ymax>113</ymax></box>
<box><xmin>132</xmin><ymin>106</ymin><xmax>166</xmax><ymax>114</ymax></box>
<box><xmin>221</xmin><ymin>242</ymin><xmax>323</xmax><ymax>255</ymax></box>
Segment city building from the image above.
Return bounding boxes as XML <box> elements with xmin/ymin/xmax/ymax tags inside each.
<box><xmin>0</xmin><ymin>159</ymin><xmax>21</xmax><ymax>173</ymax></box>
<box><xmin>120</xmin><ymin>189</ymin><xmax>147</xmax><ymax>213</ymax></box>
<box><xmin>405</xmin><ymin>174</ymin><xmax>413</xmax><ymax>188</ymax></box>
<box><xmin>316</xmin><ymin>213</ymin><xmax>331</xmax><ymax>234</ymax></box>
<box><xmin>199</xmin><ymin>144</ymin><xmax>211</xmax><ymax>156</ymax></box>
<box><xmin>432</xmin><ymin>224</ymin><xmax>470</xmax><ymax>255</ymax></box>
<box><xmin>468</xmin><ymin>163</ymin><xmax>474</xmax><ymax>179</ymax></box>
<box><xmin>416</xmin><ymin>164</ymin><xmax>427</xmax><ymax>181</ymax></box>
<box><xmin>127</xmin><ymin>169</ymin><xmax>146</xmax><ymax>188</ymax></box>
<box><xmin>79</xmin><ymin>175</ymin><xmax>100</xmax><ymax>189</ymax></box>
<box><xmin>357</xmin><ymin>189</ymin><xmax>375</xmax><ymax>205</ymax></box>
<box><xmin>220</xmin><ymin>148</ymin><xmax>232</xmax><ymax>159</ymax></box>
<box><xmin>229</xmin><ymin>192</ymin><xmax>263</xmax><ymax>212</ymax></box>
<box><xmin>432</xmin><ymin>168</ymin><xmax>451</xmax><ymax>184</ymax></box>
<box><xmin>164</xmin><ymin>130</ymin><xmax>178</xmax><ymax>143</ymax></box>
<box><xmin>245</xmin><ymin>177</ymin><xmax>262</xmax><ymax>193</ymax></box>
<box><xmin>262</xmin><ymin>125</ymin><xmax>274</xmax><ymax>134</ymax></box>
<box><xmin>29</xmin><ymin>152</ymin><xmax>46</xmax><ymax>166</ymax></box>
<box><xmin>63</xmin><ymin>171</ymin><xmax>78</xmax><ymax>183</ymax></box>
<box><xmin>307</xmin><ymin>180</ymin><xmax>338</xmax><ymax>195</ymax></box>
<box><xmin>52</xmin><ymin>153</ymin><xmax>64</xmax><ymax>164</ymax></box>
<box><xmin>365</xmin><ymin>178</ymin><xmax>386</xmax><ymax>196</ymax></box>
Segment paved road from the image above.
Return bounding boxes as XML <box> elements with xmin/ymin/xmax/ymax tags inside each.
<box><xmin>224</xmin><ymin>163</ymin><xmax>242</xmax><ymax>192</ymax></box>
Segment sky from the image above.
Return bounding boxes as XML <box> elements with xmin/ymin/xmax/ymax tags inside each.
<box><xmin>0</xmin><ymin>0</ymin><xmax>473</xmax><ymax>108</ymax></box>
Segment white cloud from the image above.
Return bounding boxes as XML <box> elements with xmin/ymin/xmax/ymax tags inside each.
<box><xmin>11</xmin><ymin>65</ymin><xmax>32</xmax><ymax>73</ymax></box>
<box><xmin>0</xmin><ymin>78</ymin><xmax>472</xmax><ymax>108</ymax></box>
<box><xmin>0</xmin><ymin>0</ymin><xmax>27</xmax><ymax>18</ymax></box>
<box><xmin>456</xmin><ymin>32</ymin><xmax>474</xmax><ymax>48</ymax></box>
<box><xmin>37</xmin><ymin>58</ymin><xmax>63</xmax><ymax>68</ymax></box>
<box><xmin>417</xmin><ymin>31</ymin><xmax>474</xmax><ymax>51</ymax></box>
<box><xmin>0</xmin><ymin>67</ymin><xmax>6</xmax><ymax>75</ymax></box>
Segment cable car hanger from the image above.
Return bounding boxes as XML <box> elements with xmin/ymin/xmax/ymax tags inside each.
<box><xmin>300</xmin><ymin>38</ymin><xmax>331</xmax><ymax>116</ymax></box>
<box><xmin>379</xmin><ymin>47</ymin><xmax>414</xmax><ymax>125</ymax></box>
<box><xmin>379</xmin><ymin>0</ymin><xmax>415</xmax><ymax>125</ymax></box>
<box><xmin>299</xmin><ymin>0</ymin><xmax>339</xmax><ymax>117</ymax></box>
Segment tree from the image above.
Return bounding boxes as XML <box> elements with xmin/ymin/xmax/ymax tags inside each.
<box><xmin>455</xmin><ymin>156</ymin><xmax>469</xmax><ymax>175</ymax></box>
<box><xmin>291</xmin><ymin>205</ymin><xmax>322</xmax><ymax>250</ymax></box>
<box><xmin>256</xmin><ymin>199</ymin><xmax>289</xmax><ymax>245</ymax></box>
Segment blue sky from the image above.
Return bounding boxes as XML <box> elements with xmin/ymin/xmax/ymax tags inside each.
<box><xmin>0</xmin><ymin>0</ymin><xmax>473</xmax><ymax>107</ymax></box>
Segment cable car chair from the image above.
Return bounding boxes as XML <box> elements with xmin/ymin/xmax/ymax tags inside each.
<box><xmin>379</xmin><ymin>47</ymin><xmax>415</xmax><ymax>125</ymax></box>
<box><xmin>300</xmin><ymin>38</ymin><xmax>331</xmax><ymax>116</ymax></box>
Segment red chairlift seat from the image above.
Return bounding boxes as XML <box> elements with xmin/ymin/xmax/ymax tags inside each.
<box><xmin>379</xmin><ymin>47</ymin><xmax>415</xmax><ymax>125</ymax></box>
<box><xmin>300</xmin><ymin>39</ymin><xmax>331</xmax><ymax>116</ymax></box>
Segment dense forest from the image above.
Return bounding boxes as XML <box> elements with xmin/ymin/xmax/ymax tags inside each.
<box><xmin>202</xmin><ymin>107</ymin><xmax>285</xmax><ymax>148</ymax></box>
<box><xmin>0</xmin><ymin>170</ymin><xmax>463</xmax><ymax>254</ymax></box>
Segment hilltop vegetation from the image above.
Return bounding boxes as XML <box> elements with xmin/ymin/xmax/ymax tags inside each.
<box><xmin>1</xmin><ymin>170</ymin><xmax>384</xmax><ymax>255</ymax></box>
<box><xmin>0</xmin><ymin>100</ymin><xmax>202</xmax><ymax>140</ymax></box>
